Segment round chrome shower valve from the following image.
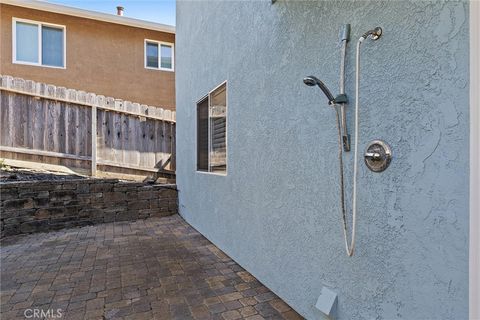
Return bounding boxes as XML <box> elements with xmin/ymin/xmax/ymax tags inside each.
<box><xmin>364</xmin><ymin>140</ymin><xmax>392</xmax><ymax>172</ymax></box>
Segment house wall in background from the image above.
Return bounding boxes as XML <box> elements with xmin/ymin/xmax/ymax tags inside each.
<box><xmin>0</xmin><ymin>4</ymin><xmax>175</xmax><ymax>109</ymax></box>
<box><xmin>176</xmin><ymin>1</ymin><xmax>470</xmax><ymax>319</ymax></box>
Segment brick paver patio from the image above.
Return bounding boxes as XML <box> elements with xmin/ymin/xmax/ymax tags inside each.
<box><xmin>1</xmin><ymin>215</ymin><xmax>303</xmax><ymax>320</ymax></box>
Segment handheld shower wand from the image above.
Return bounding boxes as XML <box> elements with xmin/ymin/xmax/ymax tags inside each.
<box><xmin>303</xmin><ymin>76</ymin><xmax>336</xmax><ymax>105</ymax></box>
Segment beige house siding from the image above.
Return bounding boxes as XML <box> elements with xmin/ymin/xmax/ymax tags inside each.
<box><xmin>0</xmin><ymin>4</ymin><xmax>175</xmax><ymax>109</ymax></box>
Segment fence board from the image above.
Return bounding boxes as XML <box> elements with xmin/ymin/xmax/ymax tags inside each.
<box><xmin>170</xmin><ymin>122</ymin><xmax>175</xmax><ymax>169</ymax></box>
<box><xmin>131</xmin><ymin>103</ymin><xmax>141</xmax><ymax>167</ymax></box>
<box><xmin>77</xmin><ymin>91</ymin><xmax>88</xmax><ymax>157</ymax></box>
<box><xmin>45</xmin><ymin>86</ymin><xmax>56</xmax><ymax>162</ymax></box>
<box><xmin>114</xmin><ymin>108</ymin><xmax>122</xmax><ymax>164</ymax></box>
<box><xmin>154</xmin><ymin>120</ymin><xmax>162</xmax><ymax>168</ymax></box>
<box><xmin>124</xmin><ymin>101</ymin><xmax>134</xmax><ymax>168</ymax></box>
<box><xmin>35</xmin><ymin>83</ymin><xmax>47</xmax><ymax>162</ymax></box>
<box><xmin>0</xmin><ymin>91</ymin><xmax>9</xmax><ymax>147</ymax></box>
<box><xmin>97</xmin><ymin>108</ymin><xmax>105</xmax><ymax>165</ymax></box>
<box><xmin>8</xmin><ymin>80</ymin><xmax>15</xmax><ymax>148</ymax></box>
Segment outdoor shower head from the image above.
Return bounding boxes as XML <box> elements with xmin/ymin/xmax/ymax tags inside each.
<box><xmin>303</xmin><ymin>76</ymin><xmax>336</xmax><ymax>105</ymax></box>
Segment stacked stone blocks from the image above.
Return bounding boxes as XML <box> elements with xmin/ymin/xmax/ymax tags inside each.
<box><xmin>0</xmin><ymin>179</ymin><xmax>177</xmax><ymax>237</ymax></box>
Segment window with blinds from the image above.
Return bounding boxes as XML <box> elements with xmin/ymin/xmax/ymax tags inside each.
<box><xmin>197</xmin><ymin>82</ymin><xmax>227</xmax><ymax>174</ymax></box>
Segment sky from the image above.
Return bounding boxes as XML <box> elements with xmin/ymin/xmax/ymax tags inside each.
<box><xmin>48</xmin><ymin>0</ymin><xmax>176</xmax><ymax>25</ymax></box>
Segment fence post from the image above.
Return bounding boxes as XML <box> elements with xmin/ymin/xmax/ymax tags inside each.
<box><xmin>91</xmin><ymin>105</ymin><xmax>97</xmax><ymax>176</ymax></box>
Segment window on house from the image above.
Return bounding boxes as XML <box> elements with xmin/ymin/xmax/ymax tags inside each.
<box><xmin>13</xmin><ymin>18</ymin><xmax>65</xmax><ymax>68</ymax></box>
<box><xmin>145</xmin><ymin>40</ymin><xmax>174</xmax><ymax>71</ymax></box>
<box><xmin>197</xmin><ymin>82</ymin><xmax>227</xmax><ymax>174</ymax></box>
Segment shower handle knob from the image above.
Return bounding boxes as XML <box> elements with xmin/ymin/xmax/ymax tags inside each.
<box><xmin>364</xmin><ymin>152</ymin><xmax>382</xmax><ymax>161</ymax></box>
<box><xmin>364</xmin><ymin>140</ymin><xmax>392</xmax><ymax>172</ymax></box>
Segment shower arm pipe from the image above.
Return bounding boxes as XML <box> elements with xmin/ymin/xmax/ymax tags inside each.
<box><xmin>339</xmin><ymin>24</ymin><xmax>350</xmax><ymax>152</ymax></box>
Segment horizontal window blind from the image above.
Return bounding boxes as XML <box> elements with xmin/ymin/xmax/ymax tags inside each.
<box><xmin>209</xmin><ymin>84</ymin><xmax>227</xmax><ymax>173</ymax></box>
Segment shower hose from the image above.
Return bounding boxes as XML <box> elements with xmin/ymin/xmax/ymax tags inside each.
<box><xmin>335</xmin><ymin>37</ymin><xmax>364</xmax><ymax>257</ymax></box>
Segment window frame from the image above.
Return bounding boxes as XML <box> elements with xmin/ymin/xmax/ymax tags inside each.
<box><xmin>196</xmin><ymin>80</ymin><xmax>228</xmax><ymax>176</ymax></box>
<box><xmin>12</xmin><ymin>17</ymin><xmax>66</xmax><ymax>69</ymax></box>
<box><xmin>144</xmin><ymin>39</ymin><xmax>174</xmax><ymax>72</ymax></box>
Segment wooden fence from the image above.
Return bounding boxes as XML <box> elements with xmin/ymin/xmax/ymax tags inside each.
<box><xmin>0</xmin><ymin>75</ymin><xmax>175</xmax><ymax>180</ymax></box>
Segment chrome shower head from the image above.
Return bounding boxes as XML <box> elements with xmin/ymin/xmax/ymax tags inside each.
<box><xmin>303</xmin><ymin>76</ymin><xmax>336</xmax><ymax>105</ymax></box>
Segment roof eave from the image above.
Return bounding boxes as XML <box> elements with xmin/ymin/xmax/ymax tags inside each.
<box><xmin>0</xmin><ymin>0</ymin><xmax>175</xmax><ymax>34</ymax></box>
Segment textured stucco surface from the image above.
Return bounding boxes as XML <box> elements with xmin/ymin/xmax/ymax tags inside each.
<box><xmin>176</xmin><ymin>1</ymin><xmax>469</xmax><ymax>319</ymax></box>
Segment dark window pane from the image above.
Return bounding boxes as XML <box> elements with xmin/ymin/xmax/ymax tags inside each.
<box><xmin>197</xmin><ymin>97</ymin><xmax>209</xmax><ymax>171</ymax></box>
<box><xmin>146</xmin><ymin>42</ymin><xmax>158</xmax><ymax>68</ymax></box>
<box><xmin>42</xmin><ymin>26</ymin><xmax>64</xmax><ymax>67</ymax></box>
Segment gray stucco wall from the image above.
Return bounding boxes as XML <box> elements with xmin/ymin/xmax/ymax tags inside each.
<box><xmin>176</xmin><ymin>1</ymin><xmax>470</xmax><ymax>319</ymax></box>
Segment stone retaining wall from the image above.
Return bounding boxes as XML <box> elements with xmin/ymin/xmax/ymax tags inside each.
<box><xmin>0</xmin><ymin>179</ymin><xmax>177</xmax><ymax>237</ymax></box>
